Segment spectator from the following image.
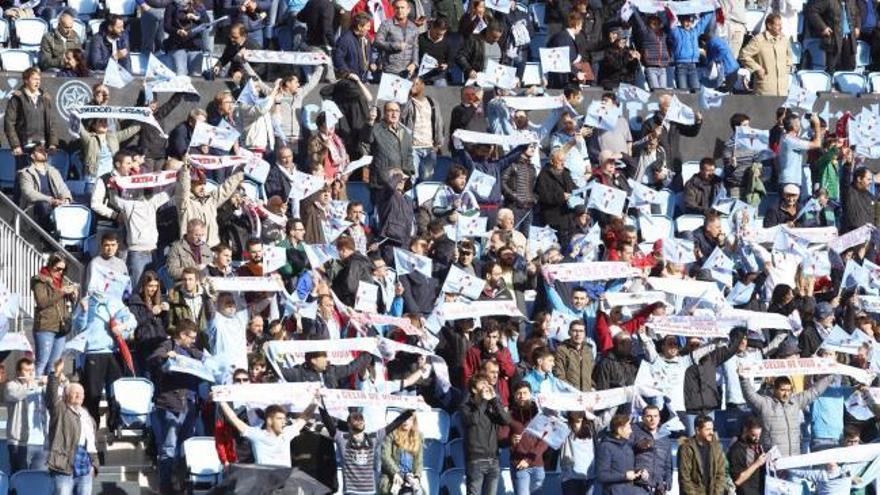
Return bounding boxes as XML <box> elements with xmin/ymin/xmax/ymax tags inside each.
<box><xmin>418</xmin><ymin>18</ymin><xmax>454</xmax><ymax>86</ymax></box>
<box><xmin>38</xmin><ymin>9</ymin><xmax>82</xmax><ymax>71</ymax></box>
<box><xmin>167</xmin><ymin>219</ymin><xmax>213</xmax><ymax>281</ymax></box>
<box><xmin>547</xmin><ymin>13</ymin><xmax>589</xmax><ymax>88</ymax></box>
<box><xmin>203</xmin><ymin>243</ymin><xmax>236</xmax><ymax>279</ymax></box>
<box><xmin>148</xmin><ymin>320</ymin><xmax>204</xmax><ymax>493</ymax></box>
<box><xmin>57</xmin><ymin>48</ymin><xmax>91</xmax><ymax>77</ymax></box>
<box><xmin>778</xmin><ymin>113</ymin><xmax>823</xmax><ymax>194</ymax></box>
<box><xmin>458</xmin><ymin>0</ymin><xmax>492</xmax><ymax>38</ymax></box>
<box><xmin>31</xmin><ymin>253</ymin><xmax>77</xmax><ymax>379</ymax></box>
<box><xmin>374</xmin><ymin>0</ymin><xmax>419</xmax><ymax>76</ymax></box>
<box><xmin>447</xmin><ymin>86</ymin><xmax>485</xmax><ymax>149</ymax></box>
<box><xmin>728</xmin><ymin>416</ymin><xmax>769</xmax><ymax>495</ymax></box>
<box><xmin>840</xmin><ymin>157</ymin><xmax>877</xmax><ymax>233</ymax></box>
<box><xmin>522</xmin><ymin>346</ymin><xmax>579</xmax><ymax>394</ymax></box>
<box><xmin>597</xmin><ymin>28</ymin><xmax>641</xmax><ymax>90</ymax></box>
<box><xmin>739</xmin><ymin>372</ymin><xmax>833</xmax><ymax>456</ymax></box>
<box><xmin>456</xmin><ymin>21</ymin><xmax>506</xmax><ymax>82</ymax></box>
<box><xmin>666</xmin><ymin>12</ymin><xmax>714</xmax><ymax>90</ymax></box>
<box><xmin>535</xmin><ymin>140</ymin><xmax>578</xmax><ymax>246</ymax></box>
<box><xmin>141</xmin><ymin>0</ymin><xmax>173</xmax><ymax>54</ymax></box>
<box><xmin>332</xmin><ymin>236</ymin><xmax>373</xmax><ymax>307</ymax></box>
<box><xmin>683</xmin><ymin>157</ymin><xmax>725</xmax><ymax>214</ymax></box>
<box><xmin>212</xmin><ymin>23</ymin><xmax>262</xmax><ymax>78</ymax></box>
<box><xmin>589</xmin><ymin>93</ymin><xmax>632</xmax><ymax>160</ymax></box>
<box><xmin>378</xmin><ymin>414</ymin><xmax>424</xmax><ymax>494</ymax></box>
<box><xmin>5</xmin><ymin>357</ymin><xmax>48</xmax><ymax>473</ymax></box>
<box><xmin>166</xmin><ymin>108</ymin><xmax>207</xmax><ymax>163</ymax></box>
<box><xmin>592</xmin><ymin>332</ymin><xmax>639</xmax><ymax>390</ymax></box>
<box><xmin>677</xmin><ymin>415</ymin><xmax>727</xmax><ymax>495</ymax></box>
<box><xmin>461</xmin><ymin>372</ymin><xmax>512</xmax><ymax>495</ymax></box>
<box><xmin>45</xmin><ymin>359</ymin><xmax>99</xmax><ymax>495</ymax></box>
<box><xmin>228</xmin><ymin>0</ymin><xmax>270</xmax><ymax>47</ymax></box>
<box><xmin>739</xmin><ymin>14</ymin><xmax>793</xmax><ymax>96</ymax></box>
<box><xmin>684</xmin><ymin>212</ymin><xmax>728</xmax><ymax>264</ymax></box>
<box><xmin>163</xmin><ymin>0</ymin><xmax>210</xmax><ymax>75</ymax></box>
<box><xmin>167</xmin><ymin>267</ymin><xmax>215</xmax><ymax>334</ymax></box>
<box><xmin>630</xmin><ymin>405</ymin><xmax>673</xmax><ymax>494</ymax></box>
<box><xmin>552</xmin><ymin>320</ymin><xmax>594</xmax><ymax>391</ymax></box>
<box><xmin>500</xmin><ymin>145</ymin><xmax>538</xmax><ymax>231</ymax></box>
<box><xmin>401</xmin><ymin>78</ymin><xmax>444</xmax><ymax>180</ymax></box>
<box><xmin>280</xmin><ymin>345</ymin><xmax>373</xmax><ymax>386</ymax></box>
<box><xmin>806</xmin><ymin>0</ymin><xmax>862</xmax><ymax>72</ymax></box>
<box><xmin>559</xmin><ymin>409</ymin><xmax>609</xmax><ymax>495</ymax></box>
<box><xmin>333</xmin><ymin>13</ymin><xmax>374</xmax><ymax>80</ymax></box>
<box><xmin>763</xmin><ymin>184</ymin><xmax>800</xmax><ymax>227</ymax></box>
<box><xmin>4</xmin><ymin>68</ymin><xmax>58</xmax><ymax>170</ymax></box>
<box><xmin>274</xmin><ymin>68</ymin><xmax>323</xmax><ymax>151</ymax></box>
<box><xmin>367</xmin><ymin>101</ymin><xmax>415</xmax><ymax>200</ymax></box>
<box><xmin>644</xmin><ymin>94</ymin><xmax>703</xmax><ymax>177</ymax></box>
<box><xmin>700</xmin><ymin>34</ymin><xmax>741</xmax><ymax>92</ymax></box>
<box><xmin>298</xmin><ymin>0</ymin><xmax>335</xmax><ymax>52</ymax></box>
<box><xmin>264</xmin><ymin>145</ymin><xmax>298</xmax><ymax>200</ymax></box>
<box><xmin>174</xmin><ymin>160</ymin><xmax>246</xmax><ymax>248</ymax></box>
<box><xmin>332</xmin><ymin>409</ymin><xmax>415</xmax><ymax>494</ymax></box>
<box><xmin>86</xmin><ymin>14</ymin><xmax>131</xmax><ymax>71</ymax></box>
<box><xmin>16</xmin><ymin>146</ymin><xmax>71</xmax><ymax>232</ymax></box>
<box><xmin>80</xmin><ymin>119</ymin><xmax>141</xmax><ymax>183</ymax></box>
<box><xmin>129</xmin><ymin>271</ymin><xmax>170</xmax><ymax>377</ymax></box>
<box><xmin>596</xmin><ymin>414</ymin><xmax>648</xmax><ymax>493</ymax></box>
<box><xmin>631</xmin><ymin>11</ymin><xmax>671</xmax><ymax>89</ymax></box>
<box><xmin>82</xmin><ymin>232</ymin><xmax>129</xmax><ymax>296</ymax></box>
<box><xmin>506</xmin><ymin>381</ymin><xmax>548</xmax><ymax>495</ymax></box>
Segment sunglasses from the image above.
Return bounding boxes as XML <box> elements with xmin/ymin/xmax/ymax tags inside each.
<box><xmin>52</xmin><ymin>266</ymin><xmax>66</xmax><ymax>273</ymax></box>
<box><xmin>233</xmin><ymin>377</ymin><xmax>249</xmax><ymax>383</ymax></box>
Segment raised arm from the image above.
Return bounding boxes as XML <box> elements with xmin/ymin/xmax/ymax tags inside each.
<box><xmin>218</xmin><ymin>400</ymin><xmax>250</xmax><ymax>434</ymax></box>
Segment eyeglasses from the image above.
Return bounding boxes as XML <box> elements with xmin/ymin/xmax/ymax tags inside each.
<box><xmin>233</xmin><ymin>377</ymin><xmax>250</xmax><ymax>383</ymax></box>
<box><xmin>52</xmin><ymin>266</ymin><xmax>66</xmax><ymax>273</ymax></box>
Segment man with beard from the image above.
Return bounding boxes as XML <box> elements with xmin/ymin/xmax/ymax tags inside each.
<box><xmin>727</xmin><ymin>416</ymin><xmax>768</xmax><ymax>495</ymax></box>
<box><xmin>479</xmin><ymin>260</ymin><xmax>513</xmax><ymax>301</ymax></box>
<box><xmin>236</xmin><ymin>239</ymin><xmax>274</xmax><ymax>317</ymax></box>
<box><xmin>462</xmin><ymin>323</ymin><xmax>516</xmax><ymax>394</ymax></box>
<box><xmin>685</xmin><ymin>212</ymin><xmax>729</xmax><ymax>265</ymax></box>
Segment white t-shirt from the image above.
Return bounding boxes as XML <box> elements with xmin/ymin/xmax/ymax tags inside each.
<box><xmin>244</xmin><ymin>423</ymin><xmax>304</xmax><ymax>467</ymax></box>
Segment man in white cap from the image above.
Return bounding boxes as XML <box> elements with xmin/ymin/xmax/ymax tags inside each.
<box><xmin>763</xmin><ymin>184</ymin><xmax>800</xmax><ymax>227</ymax></box>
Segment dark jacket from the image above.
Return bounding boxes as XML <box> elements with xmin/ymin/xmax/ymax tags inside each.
<box><xmin>762</xmin><ymin>202</ymin><xmax>798</xmax><ymax>228</ymax></box>
<box><xmin>460</xmin><ymin>395</ymin><xmax>512</xmax><ymax>461</ymax></box>
<box><xmin>46</xmin><ymin>374</ymin><xmax>99</xmax><ymax>475</ymax></box>
<box><xmin>86</xmin><ymin>28</ymin><xmax>131</xmax><ymax>71</ymax></box>
<box><xmin>128</xmin><ymin>294</ymin><xmax>169</xmax><ymax>358</ymax></box>
<box><xmin>435</xmin><ymin>325</ymin><xmax>472</xmax><ymax>387</ymax></box>
<box><xmin>430</xmin><ymin>235</ymin><xmax>456</xmax><ymax>280</ymax></box>
<box><xmin>163</xmin><ymin>1</ymin><xmax>209</xmax><ymax>51</ymax></box>
<box><xmin>535</xmin><ymin>166</ymin><xmax>576</xmax><ymax>231</ymax></box>
<box><xmin>455</xmin><ymin>34</ymin><xmax>508</xmax><ymax>76</ymax></box>
<box><xmin>630</xmin><ymin>422</ymin><xmax>674</xmax><ymax>492</ymax></box>
<box><xmin>264</xmin><ymin>164</ymin><xmax>293</xmax><ymax>200</ymax></box>
<box><xmin>727</xmin><ymin>438</ymin><xmax>765</xmax><ymax>495</ymax></box>
<box><xmin>597</xmin><ymin>46</ymin><xmax>640</xmax><ymax>90</ymax></box>
<box><xmin>841</xmin><ymin>164</ymin><xmax>875</xmax><ymax>233</ymax></box>
<box><xmin>631</xmin><ymin>10</ymin><xmax>671</xmax><ymax>67</ymax></box>
<box><xmin>596</xmin><ymin>436</ymin><xmax>641</xmax><ymax>495</ymax></box>
<box><xmin>39</xmin><ymin>28</ymin><xmax>82</xmax><ymax>70</ymax></box>
<box><xmin>399</xmin><ymin>271</ymin><xmax>438</xmax><ymax>315</ymax></box>
<box><xmin>457</xmin><ymin>146</ymin><xmax>526</xmax><ymax>205</ymax></box>
<box><xmin>4</xmin><ymin>88</ymin><xmax>58</xmax><ymax>150</ymax></box>
<box><xmin>298</xmin><ymin>0</ymin><xmax>336</xmax><ymax>47</ymax></box>
<box><xmin>806</xmin><ymin>0</ymin><xmax>861</xmax><ymax>56</ymax></box>
<box><xmin>148</xmin><ymin>339</ymin><xmax>205</xmax><ymax>413</ymax></box>
<box><xmin>227</xmin><ymin>0</ymin><xmax>270</xmax><ymax>33</ymax></box>
<box><xmin>646</xmin><ymin>111</ymin><xmax>702</xmax><ymax>176</ymax></box>
<box><xmin>683</xmin><ymin>329</ymin><xmax>745</xmax><ymax>412</ymax></box>
<box><xmin>592</xmin><ymin>351</ymin><xmax>639</xmax><ymax>390</ymax></box>
<box><xmin>546</xmin><ymin>29</ymin><xmax>580</xmax><ymax>88</ymax></box>
<box><xmin>677</xmin><ymin>435</ymin><xmax>727</xmax><ymax>495</ymax></box>
<box><xmin>332</xmin><ymin>30</ymin><xmax>371</xmax><ymax>80</ymax></box>
<box><xmin>166</xmin><ymin>121</ymin><xmax>195</xmax><ymax>160</ymax></box>
<box><xmin>216</xmin><ymin>37</ymin><xmax>262</xmax><ymax>75</ymax></box>
<box><xmin>501</xmin><ymin>158</ymin><xmax>537</xmax><ymax>209</ymax></box>
<box><xmin>683</xmin><ymin>173</ymin><xmax>724</xmax><ymax>214</ymax></box>
<box><xmin>31</xmin><ymin>273</ymin><xmax>71</xmax><ymax>333</ymax></box>
<box><xmin>377</xmin><ymin>185</ymin><xmax>414</xmax><ymax>248</ymax></box>
<box><xmin>332</xmin><ymin>252</ymin><xmax>374</xmax><ymax>307</ymax></box>
<box><xmin>367</xmin><ymin>122</ymin><xmax>415</xmax><ymax>190</ymax></box>
<box><xmin>280</xmin><ymin>352</ymin><xmax>372</xmax><ymax>387</ymax></box>
<box><xmin>138</xmin><ymin>92</ymin><xmax>184</xmax><ymax>161</ymax></box>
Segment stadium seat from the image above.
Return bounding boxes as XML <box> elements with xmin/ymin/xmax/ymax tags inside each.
<box><xmin>743</xmin><ymin>9</ymin><xmax>764</xmax><ymax>32</ymax></box>
<box><xmin>50</xmin><ymin>17</ymin><xmax>87</xmax><ymax>41</ymax></box>
<box><xmin>386</xmin><ymin>408</ymin><xmax>450</xmax><ymax>443</ymax></box>
<box><xmin>89</xmin><ymin>18</ymin><xmax>103</xmax><ymax>35</ymax></box>
<box><xmin>675</xmin><ymin>214</ymin><xmax>705</xmax><ymax>233</ymax></box>
<box><xmin>10</xmin><ymin>470</ymin><xmax>53</xmax><ymax>494</ymax></box>
<box><xmin>639</xmin><ymin>214</ymin><xmax>674</xmax><ymax>243</ymax></box>
<box><xmin>106</xmin><ymin>0</ymin><xmax>138</xmax><ymax>15</ymax></box>
<box><xmin>802</xmin><ymin>38</ymin><xmax>826</xmax><ymax>70</ymax></box>
<box><xmin>680</xmin><ymin>161</ymin><xmax>700</xmax><ymax>185</ymax></box>
<box><xmin>433</xmin><ymin>155</ymin><xmax>453</xmax><ymax>182</ymax></box>
<box><xmin>67</xmin><ymin>0</ymin><xmax>99</xmax><ymax>16</ymax></box>
<box><xmin>52</xmin><ymin>205</ymin><xmax>93</xmax><ymax>249</ymax></box>
<box><xmin>130</xmin><ymin>52</ymin><xmax>149</xmax><ymax>75</ymax></box>
<box><xmin>346</xmin><ymin>181</ymin><xmax>374</xmax><ymax>218</ymax></box>
<box><xmin>0</xmin><ymin>49</ymin><xmax>34</xmax><ymax>72</ymax></box>
<box><xmin>0</xmin><ymin>149</ymin><xmax>16</xmax><ymax>191</ymax></box>
<box><xmin>868</xmin><ymin>72</ymin><xmax>880</xmax><ymax>93</ymax></box>
<box><xmin>0</xmin><ymin>18</ymin><xmax>9</xmax><ymax>46</ymax></box>
<box><xmin>791</xmin><ymin>41</ymin><xmax>802</xmax><ymax>66</ymax></box>
<box><xmin>797</xmin><ymin>70</ymin><xmax>832</xmax><ymax>92</ymax></box>
<box><xmin>446</xmin><ymin>437</ymin><xmax>465</xmax><ymax>469</ymax></box>
<box><xmin>110</xmin><ymin>378</ymin><xmax>154</xmax><ymax>438</ymax></box>
<box><xmin>13</xmin><ymin>18</ymin><xmax>47</xmax><ymax>50</ymax></box>
<box><xmin>414</xmin><ymin>181</ymin><xmax>443</xmax><ymax>207</ymax></box>
<box><xmin>422</xmin><ymin>468</ymin><xmax>440</xmax><ymax>495</ymax></box>
<box><xmin>0</xmin><ymin>472</ymin><xmax>7</xmax><ymax>495</ymax></box>
<box><xmin>183</xmin><ymin>436</ymin><xmax>223</xmax><ymax>489</ymax></box>
<box><xmin>49</xmin><ymin>151</ymin><xmax>70</xmax><ymax>179</ymax></box>
<box><xmin>440</xmin><ymin>468</ymin><xmax>466</xmax><ymax>495</ymax></box>
<box><xmin>833</xmin><ymin>71</ymin><xmax>868</xmax><ymax>95</ymax></box>
<box><xmin>423</xmin><ymin>439</ymin><xmax>445</xmax><ymax>472</ymax></box>
<box><xmin>498</xmin><ymin>468</ymin><xmax>515</xmax><ymax>495</ymax></box>
<box><xmin>544</xmin><ymin>471</ymin><xmax>562</xmax><ymax>492</ymax></box>
<box><xmin>856</xmin><ymin>40</ymin><xmax>871</xmax><ymax>71</ymax></box>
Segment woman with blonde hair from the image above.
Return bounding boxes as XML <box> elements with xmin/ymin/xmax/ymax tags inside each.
<box><xmin>379</xmin><ymin>414</ymin><xmax>424</xmax><ymax>494</ymax></box>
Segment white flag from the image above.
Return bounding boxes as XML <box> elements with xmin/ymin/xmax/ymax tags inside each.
<box><xmin>377</xmin><ymin>73</ymin><xmax>413</xmax><ymax>104</ymax></box>
<box><xmin>539</xmin><ymin>47</ymin><xmax>571</xmax><ymax>74</ymax></box>
<box><xmin>393</xmin><ymin>248</ymin><xmax>433</xmax><ymax>278</ymax></box>
<box><xmin>464</xmin><ymin>169</ymin><xmax>496</xmax><ymax>198</ymax></box>
<box><xmin>584</xmin><ymin>101</ymin><xmax>622</xmax><ymax>131</ymax></box>
<box><xmin>616</xmin><ymin>83</ymin><xmax>650</xmax><ymax>104</ymax></box>
<box><xmin>734</xmin><ymin>126</ymin><xmax>771</xmax><ymax>152</ymax></box>
<box><xmin>665</xmin><ymin>95</ymin><xmax>696</xmax><ymax>125</ymax></box>
<box><xmin>190</xmin><ymin>121</ymin><xmax>240</xmax><ymax>151</ymax></box>
<box><xmin>783</xmin><ymin>82</ymin><xmax>818</xmax><ymax>111</ymax></box>
<box><xmin>442</xmin><ymin>264</ymin><xmax>486</xmax><ymax>300</ymax></box>
<box><xmin>103</xmin><ymin>58</ymin><xmax>134</xmax><ymax>89</ymax></box>
<box><xmin>698</xmin><ymin>86</ymin><xmax>726</xmax><ymax>109</ymax></box>
<box><xmin>587</xmin><ymin>183</ymin><xmax>628</xmax><ymax>217</ymax></box>
<box><xmin>418</xmin><ymin>53</ymin><xmax>439</xmax><ymax>77</ymax></box>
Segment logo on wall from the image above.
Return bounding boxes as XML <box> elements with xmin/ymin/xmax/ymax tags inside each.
<box><xmin>55</xmin><ymin>80</ymin><xmax>92</xmax><ymax>121</ymax></box>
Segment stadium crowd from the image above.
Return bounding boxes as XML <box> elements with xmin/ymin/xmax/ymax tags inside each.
<box><xmin>0</xmin><ymin>0</ymin><xmax>880</xmax><ymax>493</ymax></box>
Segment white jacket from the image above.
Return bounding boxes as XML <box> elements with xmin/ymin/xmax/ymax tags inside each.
<box><xmin>111</xmin><ymin>190</ymin><xmax>170</xmax><ymax>252</ymax></box>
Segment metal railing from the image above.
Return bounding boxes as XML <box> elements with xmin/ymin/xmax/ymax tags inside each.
<box><xmin>0</xmin><ymin>191</ymin><xmax>83</xmax><ymax>325</ymax></box>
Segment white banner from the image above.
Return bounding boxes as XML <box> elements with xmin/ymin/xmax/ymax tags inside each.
<box><xmin>205</xmin><ymin>277</ymin><xmax>283</xmax><ymax>293</ymax></box>
<box><xmin>859</xmin><ymin>295</ymin><xmax>880</xmax><ymax>313</ymax></box>
<box><xmin>646</xmin><ymin>316</ymin><xmax>743</xmax><ymax>338</ymax></box>
<box><xmin>73</xmin><ymin>106</ymin><xmax>167</xmax><ymax>137</ymax></box>
<box><xmin>499</xmin><ymin>95</ymin><xmax>565</xmax><ymax>111</ymax></box>
<box><xmin>739</xmin><ymin>357</ymin><xmax>874</xmax><ymax>385</ymax></box>
<box><xmin>603</xmin><ymin>291</ymin><xmax>667</xmax><ymax>308</ymax></box>
<box><xmin>437</xmin><ymin>300</ymin><xmax>523</xmax><ymax>320</ymax></box>
<box><xmin>665</xmin><ymin>95</ymin><xmax>696</xmax><ymax>125</ymax></box>
<box><xmin>773</xmin><ymin>444</ymin><xmax>880</xmax><ymax>470</ymax></box>
<box><xmin>210</xmin><ymin>383</ymin><xmax>430</xmax><ymax>411</ymax></box>
<box><xmin>539</xmin><ymin>46</ymin><xmax>570</xmax><ymax>74</ymax></box>
<box><xmin>113</xmin><ymin>170</ymin><xmax>178</xmax><ymax>190</ymax></box>
<box><xmin>0</xmin><ymin>332</ymin><xmax>32</xmax><ymax>352</ymax></box>
<box><xmin>587</xmin><ymin>182</ymin><xmax>628</xmax><ymax>217</ymax></box>
<box><xmin>452</xmin><ymin>129</ymin><xmax>538</xmax><ymax>147</ymax></box>
<box><xmin>646</xmin><ymin>277</ymin><xmax>723</xmax><ymax>300</ymax></box>
<box><xmin>523</xmin><ymin>413</ymin><xmax>571</xmax><ymax>449</ymax></box>
<box><xmin>166</xmin><ymin>354</ymin><xmax>216</xmax><ymax>383</ymax></box>
<box><xmin>348</xmin><ymin>311</ymin><xmax>422</xmax><ymax>336</ymax></box>
<box><xmin>190</xmin><ymin>121</ymin><xmax>240</xmax><ymax>151</ymax></box>
<box><xmin>542</xmin><ymin>262</ymin><xmax>638</xmax><ymax>283</ymax></box>
<box><xmin>537</xmin><ymin>386</ymin><xmax>633</xmax><ymax>412</ymax></box>
<box><xmin>243</xmin><ymin>50</ymin><xmax>331</xmax><ymax>65</ymax></box>
<box><xmin>785</xmin><ymin>226</ymin><xmax>838</xmax><ymax>244</ymax></box>
<box><xmin>188</xmin><ymin>154</ymin><xmax>252</xmax><ymax>170</ymax></box>
<box><xmin>719</xmin><ymin>308</ymin><xmax>794</xmax><ymax>331</ymax></box>
<box><xmin>829</xmin><ymin>224</ymin><xmax>874</xmax><ymax>253</ymax></box>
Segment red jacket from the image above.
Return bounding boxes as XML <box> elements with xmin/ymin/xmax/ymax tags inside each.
<box><xmin>214</xmin><ymin>416</ymin><xmax>237</xmax><ymax>465</ymax></box>
<box><xmin>595</xmin><ymin>303</ymin><xmax>659</xmax><ymax>355</ymax></box>
<box><xmin>462</xmin><ymin>345</ymin><xmax>515</xmax><ymax>406</ymax></box>
<box><xmin>350</xmin><ymin>0</ymin><xmax>393</xmax><ymax>40</ymax></box>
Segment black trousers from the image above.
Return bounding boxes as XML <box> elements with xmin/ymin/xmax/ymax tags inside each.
<box><xmin>83</xmin><ymin>352</ymin><xmax>123</xmax><ymax>424</ymax></box>
<box><xmin>826</xmin><ymin>34</ymin><xmax>857</xmax><ymax>73</ymax></box>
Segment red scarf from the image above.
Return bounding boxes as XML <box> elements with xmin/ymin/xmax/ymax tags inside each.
<box><xmin>40</xmin><ymin>267</ymin><xmax>63</xmax><ymax>291</ymax></box>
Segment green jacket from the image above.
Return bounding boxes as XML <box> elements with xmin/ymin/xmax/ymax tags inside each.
<box><xmin>378</xmin><ymin>433</ymin><xmax>424</xmax><ymax>494</ymax></box>
<box><xmin>818</xmin><ymin>146</ymin><xmax>840</xmax><ymax>201</ymax></box>
<box><xmin>677</xmin><ymin>435</ymin><xmax>728</xmax><ymax>495</ymax></box>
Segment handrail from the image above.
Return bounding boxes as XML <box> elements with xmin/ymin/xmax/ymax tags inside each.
<box><xmin>0</xmin><ymin>190</ymin><xmax>83</xmax><ymax>275</ymax></box>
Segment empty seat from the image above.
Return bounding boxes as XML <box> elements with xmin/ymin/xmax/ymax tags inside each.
<box><xmin>797</xmin><ymin>70</ymin><xmax>832</xmax><ymax>92</ymax></box>
<box><xmin>446</xmin><ymin>437</ymin><xmax>466</xmax><ymax>469</ymax></box>
<box><xmin>833</xmin><ymin>71</ymin><xmax>868</xmax><ymax>95</ymax></box>
<box><xmin>67</xmin><ymin>0</ymin><xmax>99</xmax><ymax>16</ymax></box>
<box><xmin>0</xmin><ymin>18</ymin><xmax>9</xmax><ymax>46</ymax></box>
<box><xmin>13</xmin><ymin>18</ymin><xmax>48</xmax><ymax>49</ymax></box>
<box><xmin>52</xmin><ymin>204</ymin><xmax>93</xmax><ymax>248</ymax></box>
<box><xmin>106</xmin><ymin>0</ymin><xmax>138</xmax><ymax>15</ymax></box>
<box><xmin>675</xmin><ymin>214</ymin><xmax>705</xmax><ymax>233</ymax></box>
<box><xmin>183</xmin><ymin>436</ymin><xmax>223</xmax><ymax>489</ymax></box>
<box><xmin>0</xmin><ymin>148</ymin><xmax>16</xmax><ymax>191</ymax></box>
<box><xmin>868</xmin><ymin>72</ymin><xmax>880</xmax><ymax>93</ymax></box>
<box><xmin>10</xmin><ymin>470</ymin><xmax>53</xmax><ymax>495</ymax></box>
<box><xmin>0</xmin><ymin>49</ymin><xmax>34</xmax><ymax>71</ymax></box>
<box><xmin>439</xmin><ymin>468</ymin><xmax>466</xmax><ymax>495</ymax></box>
<box><xmin>856</xmin><ymin>40</ymin><xmax>871</xmax><ymax>70</ymax></box>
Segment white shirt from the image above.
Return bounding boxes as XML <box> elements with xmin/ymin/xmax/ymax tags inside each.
<box><xmin>244</xmin><ymin>423</ymin><xmax>304</xmax><ymax>467</ymax></box>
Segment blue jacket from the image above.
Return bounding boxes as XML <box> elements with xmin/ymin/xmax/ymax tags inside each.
<box><xmin>596</xmin><ymin>436</ymin><xmax>641</xmax><ymax>495</ymax></box>
<box><xmin>332</xmin><ymin>30</ymin><xmax>370</xmax><ymax>80</ymax></box>
<box><xmin>704</xmin><ymin>36</ymin><xmax>740</xmax><ymax>76</ymax></box>
<box><xmin>72</xmin><ymin>295</ymin><xmax>136</xmax><ymax>354</ymax></box>
<box><xmin>667</xmin><ymin>13</ymin><xmax>714</xmax><ymax>63</ymax></box>
<box><xmin>226</xmin><ymin>0</ymin><xmax>271</xmax><ymax>33</ymax></box>
<box><xmin>86</xmin><ymin>28</ymin><xmax>131</xmax><ymax>71</ymax></box>
<box><xmin>522</xmin><ymin>369</ymin><xmax>578</xmax><ymax>395</ymax></box>
<box><xmin>630</xmin><ymin>423</ymin><xmax>673</xmax><ymax>492</ymax></box>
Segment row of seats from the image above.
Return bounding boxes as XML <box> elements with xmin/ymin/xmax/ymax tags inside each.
<box><xmin>797</xmin><ymin>69</ymin><xmax>880</xmax><ymax>95</ymax></box>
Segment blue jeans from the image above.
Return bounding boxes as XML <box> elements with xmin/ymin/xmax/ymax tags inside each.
<box><xmin>811</xmin><ymin>437</ymin><xmax>839</xmax><ymax>452</ymax></box>
<box><xmin>413</xmin><ymin>148</ymin><xmax>437</xmax><ymax>182</ymax></box>
<box><xmin>645</xmin><ymin>67</ymin><xmax>668</xmax><ymax>89</ymax></box>
<box><xmin>9</xmin><ymin>444</ymin><xmax>47</xmax><ymax>473</ymax></box>
<box><xmin>721</xmin><ymin>403</ymin><xmax>751</xmax><ymax>438</ymax></box>
<box><xmin>52</xmin><ymin>471</ymin><xmax>93</xmax><ymax>495</ymax></box>
<box><xmin>675</xmin><ymin>62</ymin><xmax>700</xmax><ymax>90</ymax></box>
<box><xmin>276</xmin><ymin>12</ymin><xmax>306</xmax><ymax>51</ymax></box>
<box><xmin>513</xmin><ymin>466</ymin><xmax>545</xmax><ymax>495</ymax></box>
<box><xmin>139</xmin><ymin>7</ymin><xmax>165</xmax><ymax>54</ymax></box>
<box><xmin>127</xmin><ymin>249</ymin><xmax>155</xmax><ymax>288</ymax></box>
<box><xmin>171</xmin><ymin>50</ymin><xmax>200</xmax><ymax>76</ymax></box>
<box><xmin>466</xmin><ymin>458</ymin><xmax>500</xmax><ymax>495</ymax></box>
<box><xmin>34</xmin><ymin>331</ymin><xmax>66</xmax><ymax>378</ymax></box>
<box><xmin>153</xmin><ymin>403</ymin><xmax>198</xmax><ymax>492</ymax></box>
